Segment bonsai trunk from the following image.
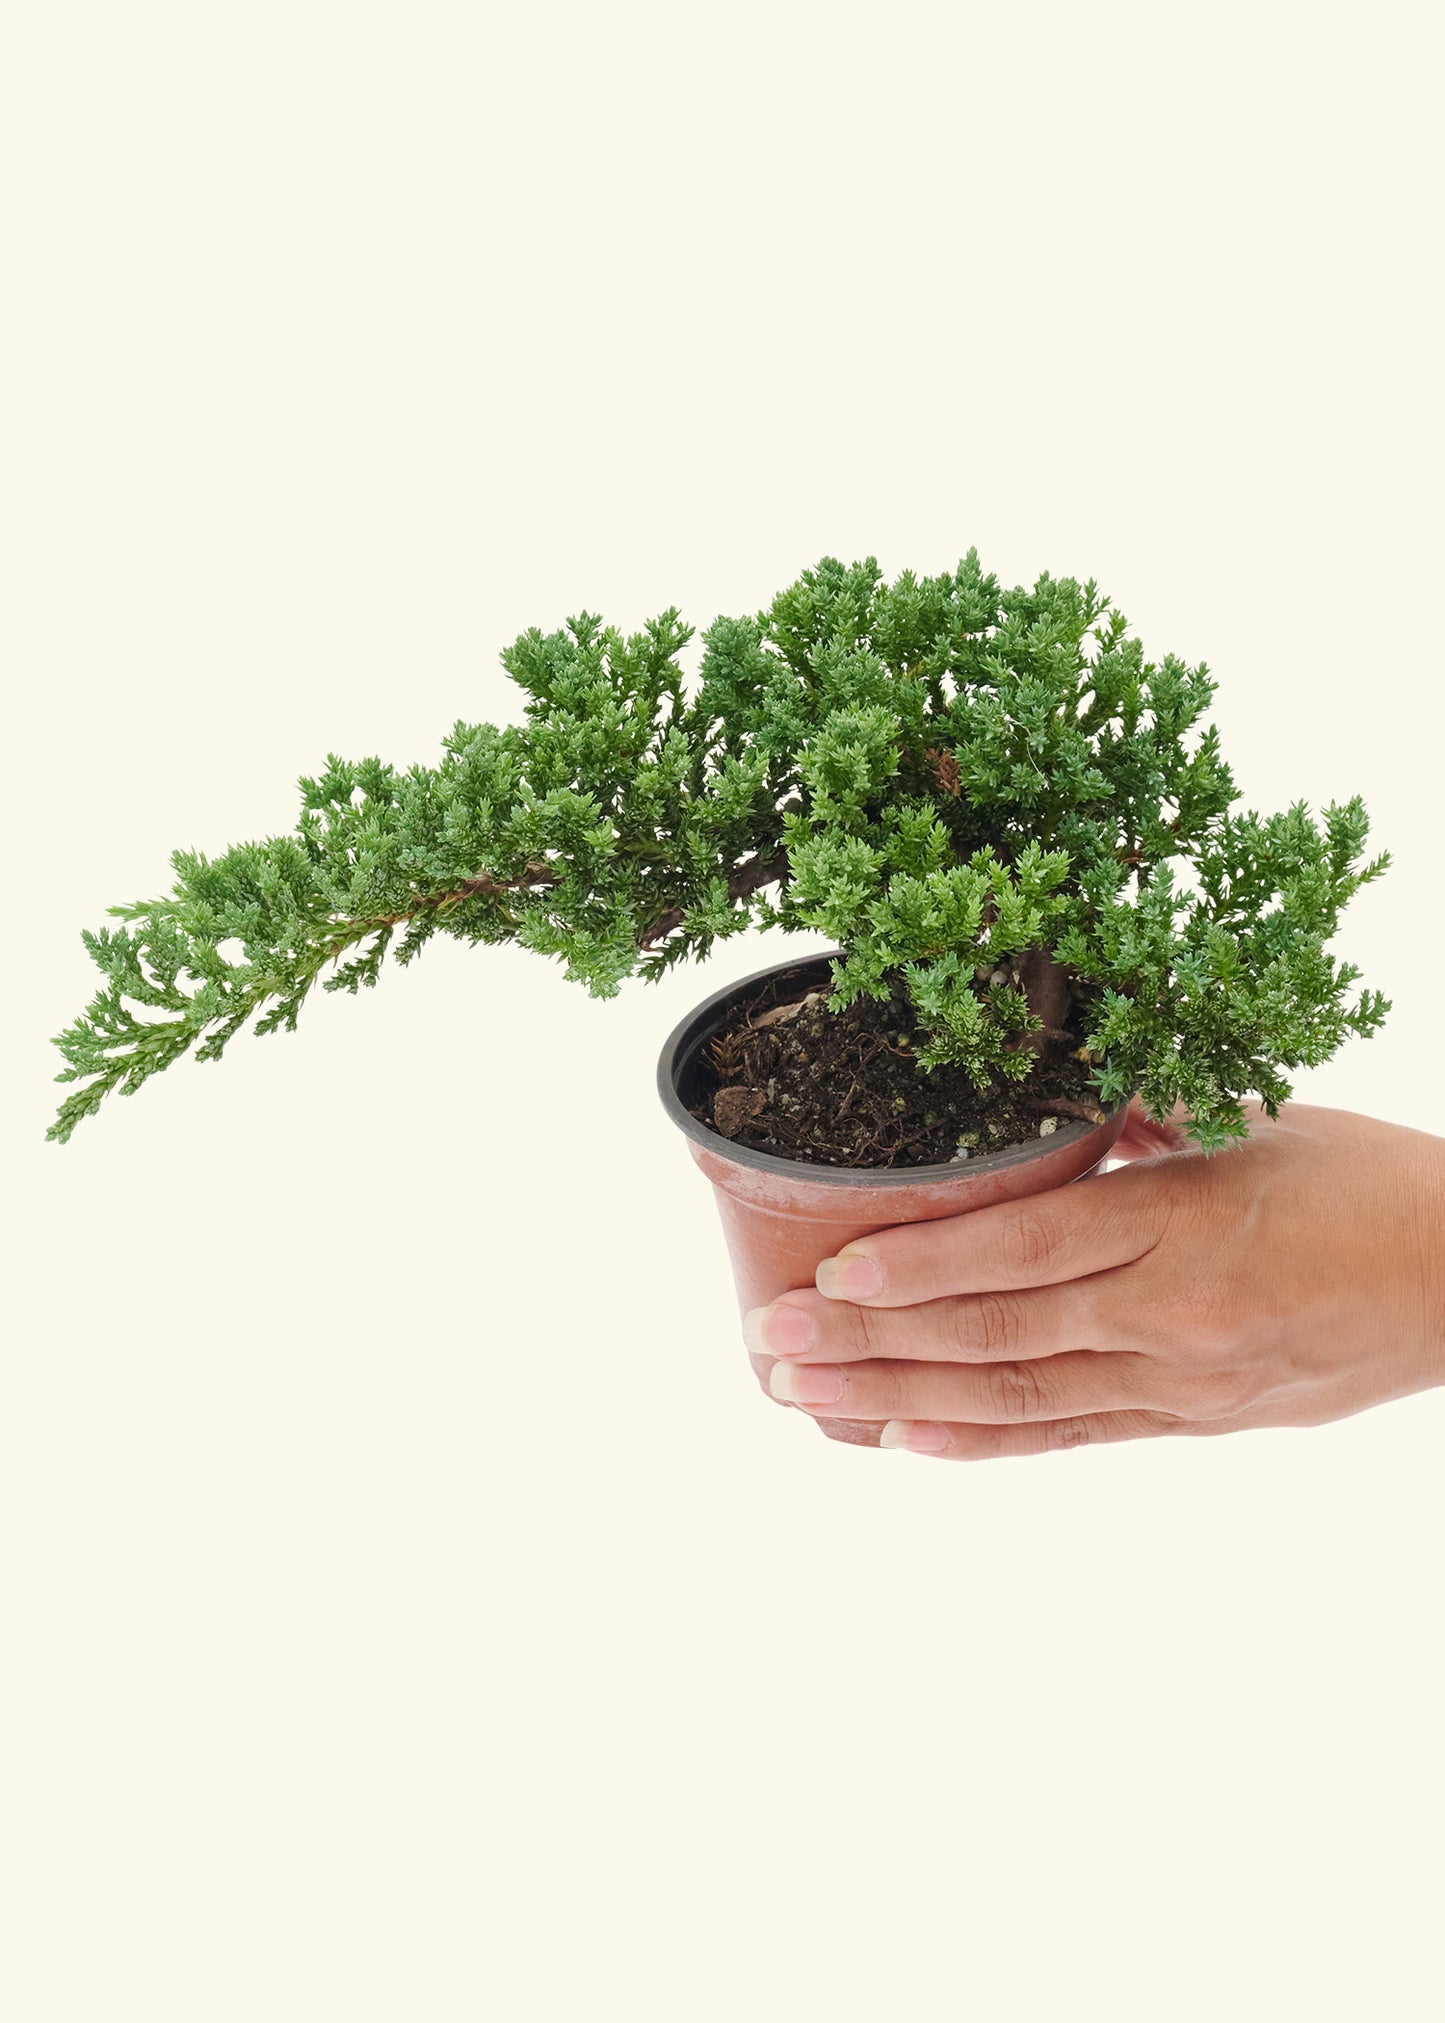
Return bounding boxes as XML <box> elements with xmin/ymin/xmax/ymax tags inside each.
<box><xmin>1014</xmin><ymin>945</ymin><xmax>1075</xmax><ymax>1054</ymax></box>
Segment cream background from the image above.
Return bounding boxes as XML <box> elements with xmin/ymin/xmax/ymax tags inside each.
<box><xmin>4</xmin><ymin>5</ymin><xmax>1444</xmax><ymax>2018</ymax></box>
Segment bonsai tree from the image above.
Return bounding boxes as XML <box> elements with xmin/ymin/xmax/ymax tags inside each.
<box><xmin>48</xmin><ymin>552</ymin><xmax>1388</xmax><ymax>1151</ymax></box>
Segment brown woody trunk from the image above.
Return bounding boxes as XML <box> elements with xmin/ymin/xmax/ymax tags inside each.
<box><xmin>1014</xmin><ymin>945</ymin><xmax>1074</xmax><ymax>1053</ymax></box>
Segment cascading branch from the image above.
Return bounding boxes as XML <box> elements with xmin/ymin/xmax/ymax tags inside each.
<box><xmin>48</xmin><ymin>552</ymin><xmax>1389</xmax><ymax>1148</ymax></box>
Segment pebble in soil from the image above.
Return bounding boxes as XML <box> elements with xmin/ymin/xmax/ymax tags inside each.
<box><xmin>688</xmin><ymin>971</ymin><xmax>1108</xmax><ymax>1169</ymax></box>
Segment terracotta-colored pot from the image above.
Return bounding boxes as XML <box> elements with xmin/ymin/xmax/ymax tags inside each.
<box><xmin>657</xmin><ymin>950</ymin><xmax>1128</xmax><ymax>1443</ymax></box>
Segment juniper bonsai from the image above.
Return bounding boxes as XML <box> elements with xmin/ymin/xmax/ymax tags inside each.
<box><xmin>48</xmin><ymin>552</ymin><xmax>1388</xmax><ymax>1151</ymax></box>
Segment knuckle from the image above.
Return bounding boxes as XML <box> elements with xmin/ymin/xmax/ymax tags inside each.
<box><xmin>1179</xmin><ymin>1365</ymin><xmax>1250</xmax><ymax>1419</ymax></box>
<box><xmin>851</xmin><ymin>1302</ymin><xmax>891</xmax><ymax>1364</ymax></box>
<box><xmin>984</xmin><ymin>1358</ymin><xmax>1050</xmax><ymax>1423</ymax></box>
<box><xmin>1209</xmin><ymin>1368</ymin><xmax>1253</xmax><ymax>1416</ymax></box>
<box><xmin>868</xmin><ymin>1362</ymin><xmax>907</xmax><ymax>1419</ymax></box>
<box><xmin>997</xmin><ymin>1205</ymin><xmax>1057</xmax><ymax>1279</ymax></box>
<box><xmin>954</xmin><ymin>1291</ymin><xmax>1020</xmax><ymax>1362</ymax></box>
<box><xmin>1070</xmin><ymin>1277</ymin><xmax>1104</xmax><ymax>1345</ymax></box>
<box><xmin>1176</xmin><ymin>1413</ymin><xmax>1232</xmax><ymax>1439</ymax></box>
<box><xmin>1044</xmin><ymin>1416</ymin><xmax>1094</xmax><ymax>1452</ymax></box>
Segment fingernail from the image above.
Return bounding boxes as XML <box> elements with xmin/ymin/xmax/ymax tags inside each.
<box><xmin>742</xmin><ymin>1304</ymin><xmax>816</xmax><ymax>1357</ymax></box>
<box><xmin>879</xmin><ymin>1420</ymin><xmax>953</xmax><ymax>1456</ymax></box>
<box><xmin>815</xmin><ymin>1251</ymin><xmax>884</xmax><ymax>1301</ymax></box>
<box><xmin>769</xmin><ymin>1362</ymin><xmax>845</xmax><ymax>1406</ymax></box>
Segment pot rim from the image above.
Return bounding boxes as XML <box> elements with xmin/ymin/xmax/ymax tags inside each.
<box><xmin>656</xmin><ymin>946</ymin><xmax>1125</xmax><ymax>1190</ymax></box>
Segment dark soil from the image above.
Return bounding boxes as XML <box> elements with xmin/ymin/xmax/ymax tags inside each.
<box><xmin>688</xmin><ymin>967</ymin><xmax>1108</xmax><ymax>1169</ymax></box>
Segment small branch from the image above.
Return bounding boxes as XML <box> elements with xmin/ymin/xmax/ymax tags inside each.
<box><xmin>401</xmin><ymin>862</ymin><xmax>559</xmax><ymax>920</ymax></box>
<box><xmin>325</xmin><ymin>860</ymin><xmax>558</xmax><ymax>959</ymax></box>
<box><xmin>325</xmin><ymin>837</ymin><xmax>793</xmax><ymax>968</ymax></box>
<box><xmin>1116</xmin><ymin>817</ymin><xmax>1182</xmax><ymax>866</ymax></box>
<box><xmin>638</xmin><ymin>850</ymin><xmax>789</xmax><ymax>950</ymax></box>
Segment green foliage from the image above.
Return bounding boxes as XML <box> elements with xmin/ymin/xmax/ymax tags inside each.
<box><xmin>49</xmin><ymin>554</ymin><xmax>1389</xmax><ymax>1148</ymax></box>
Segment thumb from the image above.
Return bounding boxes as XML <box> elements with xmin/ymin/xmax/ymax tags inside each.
<box><xmin>1110</xmin><ymin>1096</ymin><xmax>1193</xmax><ymax>1163</ymax></box>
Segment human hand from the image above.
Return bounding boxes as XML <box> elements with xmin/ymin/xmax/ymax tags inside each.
<box><xmin>741</xmin><ymin>1099</ymin><xmax>1445</xmax><ymax>1458</ymax></box>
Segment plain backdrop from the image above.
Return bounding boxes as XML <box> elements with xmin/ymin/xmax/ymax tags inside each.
<box><xmin>4</xmin><ymin>5</ymin><xmax>1443</xmax><ymax>2019</ymax></box>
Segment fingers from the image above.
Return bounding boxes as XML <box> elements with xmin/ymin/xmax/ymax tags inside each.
<box><xmin>744</xmin><ymin>1281</ymin><xmax>1107</xmax><ymax>1365</ymax></box>
<box><xmin>765</xmin><ymin>1348</ymin><xmax>1155</xmax><ymax>1426</ymax></box>
<box><xmin>813</xmin><ymin>1162</ymin><xmax>1169</xmax><ymax>1308</ymax></box>
<box><xmin>878</xmin><ymin>1409</ymin><xmax>1187</xmax><ymax>1459</ymax></box>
